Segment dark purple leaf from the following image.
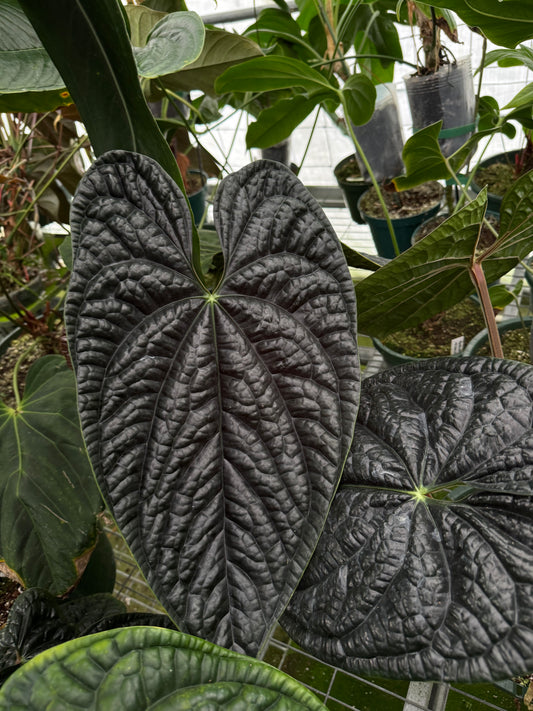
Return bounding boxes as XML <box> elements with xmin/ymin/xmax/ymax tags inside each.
<box><xmin>283</xmin><ymin>357</ymin><xmax>533</xmax><ymax>682</ymax></box>
<box><xmin>65</xmin><ymin>151</ymin><xmax>359</xmax><ymax>655</ymax></box>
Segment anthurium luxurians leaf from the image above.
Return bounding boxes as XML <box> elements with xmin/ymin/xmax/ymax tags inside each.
<box><xmin>0</xmin><ymin>588</ymin><xmax>126</xmax><ymax>681</ymax></box>
<box><xmin>282</xmin><ymin>357</ymin><xmax>533</xmax><ymax>682</ymax></box>
<box><xmin>0</xmin><ymin>356</ymin><xmax>103</xmax><ymax>595</ymax></box>
<box><xmin>65</xmin><ymin>151</ymin><xmax>360</xmax><ymax>656</ymax></box>
<box><xmin>0</xmin><ymin>626</ymin><xmax>328</xmax><ymax>710</ymax></box>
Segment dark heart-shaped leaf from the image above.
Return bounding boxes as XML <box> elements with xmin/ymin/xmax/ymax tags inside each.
<box><xmin>65</xmin><ymin>152</ymin><xmax>359</xmax><ymax>656</ymax></box>
<box><xmin>0</xmin><ymin>588</ymin><xmax>126</xmax><ymax>683</ymax></box>
<box><xmin>282</xmin><ymin>357</ymin><xmax>533</xmax><ymax>682</ymax></box>
<box><xmin>0</xmin><ymin>626</ymin><xmax>328</xmax><ymax>710</ymax></box>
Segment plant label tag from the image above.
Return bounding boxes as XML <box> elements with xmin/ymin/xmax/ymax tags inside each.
<box><xmin>450</xmin><ymin>336</ymin><xmax>465</xmax><ymax>355</ymax></box>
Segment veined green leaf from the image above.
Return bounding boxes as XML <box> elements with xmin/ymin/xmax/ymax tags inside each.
<box><xmin>356</xmin><ymin>170</ymin><xmax>533</xmax><ymax>339</ymax></box>
<box><xmin>342</xmin><ymin>74</ymin><xmax>376</xmax><ymax>126</ymax></box>
<box><xmin>0</xmin><ymin>626</ymin><xmax>328</xmax><ymax>710</ymax></box>
<box><xmin>504</xmin><ymin>83</ymin><xmax>533</xmax><ymax>110</ymax></box>
<box><xmin>393</xmin><ymin>122</ymin><xmax>449</xmax><ymax>190</ymax></box>
<box><xmin>157</xmin><ymin>28</ymin><xmax>263</xmax><ymax>96</ymax></box>
<box><xmin>246</xmin><ymin>93</ymin><xmax>327</xmax><ymax>149</ymax></box>
<box><xmin>0</xmin><ymin>356</ymin><xmax>103</xmax><ymax>595</ymax></box>
<box><xmin>216</xmin><ymin>55</ymin><xmax>336</xmax><ymax>96</ymax></box>
<box><xmin>129</xmin><ymin>10</ymin><xmax>205</xmax><ymax>78</ymax></box>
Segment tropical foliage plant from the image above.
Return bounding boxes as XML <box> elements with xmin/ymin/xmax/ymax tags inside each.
<box><xmin>0</xmin><ymin>0</ymin><xmax>532</xmax><ymax>704</ymax></box>
<box><xmin>0</xmin><ymin>626</ymin><xmax>328</xmax><ymax>710</ymax></box>
<box><xmin>283</xmin><ymin>356</ymin><xmax>533</xmax><ymax>682</ymax></box>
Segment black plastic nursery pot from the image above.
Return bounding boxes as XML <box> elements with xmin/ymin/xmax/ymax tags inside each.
<box><xmin>334</xmin><ymin>155</ymin><xmax>370</xmax><ymax>224</ymax></box>
<box><xmin>470</xmin><ymin>150</ymin><xmax>520</xmax><ymax>214</ymax></box>
<box><xmin>357</xmin><ymin>182</ymin><xmax>443</xmax><ymax>259</ymax></box>
<box><xmin>462</xmin><ymin>316</ymin><xmax>533</xmax><ymax>362</ymax></box>
<box><xmin>404</xmin><ymin>57</ymin><xmax>476</xmax><ymax>157</ymax></box>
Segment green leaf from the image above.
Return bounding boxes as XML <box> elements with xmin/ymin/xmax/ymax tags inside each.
<box><xmin>17</xmin><ymin>0</ymin><xmax>183</xmax><ymax>188</ymax></box>
<box><xmin>0</xmin><ymin>0</ymin><xmax>63</xmax><ymax>92</ymax></box>
<box><xmin>487</xmin><ymin>283</ymin><xmax>515</xmax><ymax>309</ymax></box>
<box><xmin>244</xmin><ymin>8</ymin><xmax>303</xmax><ymax>46</ymax></box>
<box><xmin>484</xmin><ymin>46</ymin><xmax>533</xmax><ymax>72</ymax></box>
<box><xmin>342</xmin><ymin>74</ymin><xmax>376</xmax><ymax>126</ymax></box>
<box><xmin>0</xmin><ymin>356</ymin><xmax>103</xmax><ymax>595</ymax></box>
<box><xmin>0</xmin><ymin>626</ymin><xmax>328</xmax><ymax>710</ymax></box>
<box><xmin>123</xmin><ymin>4</ymin><xmax>166</xmax><ymax>46</ymax></box>
<box><xmin>0</xmin><ymin>0</ymin><xmax>72</xmax><ymax>111</ymax></box>
<box><xmin>393</xmin><ymin>121</ymin><xmax>516</xmax><ymax>191</ymax></box>
<box><xmin>393</xmin><ymin>122</ymin><xmax>449</xmax><ymax>190</ymax></box>
<box><xmin>128</xmin><ymin>9</ymin><xmax>205</xmax><ymax>78</ymax></box>
<box><xmin>356</xmin><ymin>171</ymin><xmax>533</xmax><ymax>339</ymax></box>
<box><xmin>157</xmin><ymin>28</ymin><xmax>263</xmax><ymax>96</ymax></box>
<box><xmin>216</xmin><ymin>55</ymin><xmax>335</xmax><ymax>96</ymax></box>
<box><xmin>246</xmin><ymin>93</ymin><xmax>326</xmax><ymax>149</ymax></box>
<box><xmin>429</xmin><ymin>0</ymin><xmax>533</xmax><ymax>48</ymax></box>
<box><xmin>504</xmin><ymin>83</ymin><xmax>533</xmax><ymax>110</ymax></box>
<box><xmin>355</xmin><ymin>190</ymin><xmax>495</xmax><ymax>338</ymax></box>
<box><xmin>341</xmin><ymin>243</ymin><xmax>389</xmax><ymax>271</ymax></box>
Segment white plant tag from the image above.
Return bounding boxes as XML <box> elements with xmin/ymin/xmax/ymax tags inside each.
<box><xmin>450</xmin><ymin>336</ymin><xmax>465</xmax><ymax>355</ymax></box>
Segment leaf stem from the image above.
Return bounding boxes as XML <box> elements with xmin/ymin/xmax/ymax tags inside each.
<box><xmin>469</xmin><ymin>261</ymin><xmax>503</xmax><ymax>358</ymax></box>
<box><xmin>12</xmin><ymin>340</ymin><xmax>40</xmax><ymax>410</ymax></box>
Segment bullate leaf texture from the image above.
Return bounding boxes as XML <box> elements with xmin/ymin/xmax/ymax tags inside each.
<box><xmin>65</xmin><ymin>151</ymin><xmax>359</xmax><ymax>656</ymax></box>
<box><xmin>283</xmin><ymin>357</ymin><xmax>533</xmax><ymax>682</ymax></box>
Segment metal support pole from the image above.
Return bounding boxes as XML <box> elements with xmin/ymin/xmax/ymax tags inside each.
<box><xmin>403</xmin><ymin>682</ymin><xmax>450</xmax><ymax>711</ymax></box>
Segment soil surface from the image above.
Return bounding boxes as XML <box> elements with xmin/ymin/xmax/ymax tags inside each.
<box><xmin>335</xmin><ymin>156</ymin><xmax>364</xmax><ymax>183</ymax></box>
<box><xmin>360</xmin><ymin>181</ymin><xmax>443</xmax><ymax>219</ymax></box>
<box><xmin>382</xmin><ymin>298</ymin><xmax>487</xmax><ymax>359</ymax></box>
<box><xmin>477</xmin><ymin>326</ymin><xmax>532</xmax><ymax>363</ymax></box>
<box><xmin>475</xmin><ymin>162</ymin><xmax>515</xmax><ymax>198</ymax></box>
<box><xmin>0</xmin><ymin>578</ymin><xmax>22</xmax><ymax>628</ymax></box>
<box><xmin>186</xmin><ymin>170</ymin><xmax>206</xmax><ymax>197</ymax></box>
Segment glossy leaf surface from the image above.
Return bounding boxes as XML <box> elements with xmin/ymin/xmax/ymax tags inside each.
<box><xmin>356</xmin><ymin>170</ymin><xmax>533</xmax><ymax>339</ymax></box>
<box><xmin>65</xmin><ymin>152</ymin><xmax>359</xmax><ymax>655</ymax></box>
<box><xmin>126</xmin><ymin>8</ymin><xmax>204</xmax><ymax>78</ymax></box>
<box><xmin>0</xmin><ymin>589</ymin><xmax>125</xmax><ymax>681</ymax></box>
<box><xmin>0</xmin><ymin>627</ymin><xmax>327</xmax><ymax>710</ymax></box>
<box><xmin>283</xmin><ymin>357</ymin><xmax>533</xmax><ymax>682</ymax></box>
<box><xmin>156</xmin><ymin>28</ymin><xmax>263</xmax><ymax>96</ymax></box>
<box><xmin>0</xmin><ymin>356</ymin><xmax>103</xmax><ymax>595</ymax></box>
<box><xmin>18</xmin><ymin>0</ymin><xmax>183</xmax><ymax>188</ymax></box>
